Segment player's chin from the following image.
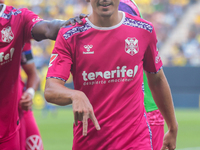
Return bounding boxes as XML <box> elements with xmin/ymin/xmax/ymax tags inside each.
<box><xmin>99</xmin><ymin>11</ymin><xmax>114</xmax><ymax>17</ymax></box>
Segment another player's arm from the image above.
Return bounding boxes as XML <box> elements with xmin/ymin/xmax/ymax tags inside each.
<box><xmin>45</xmin><ymin>78</ymin><xmax>100</xmax><ymax>136</ymax></box>
<box><xmin>32</xmin><ymin>14</ymin><xmax>87</xmax><ymax>41</ymax></box>
<box><xmin>22</xmin><ymin>62</ymin><xmax>40</xmax><ymax>91</ymax></box>
<box><xmin>20</xmin><ymin>62</ymin><xmax>40</xmax><ymax>111</ymax></box>
<box><xmin>145</xmin><ymin>69</ymin><xmax>178</xmax><ymax>150</ymax></box>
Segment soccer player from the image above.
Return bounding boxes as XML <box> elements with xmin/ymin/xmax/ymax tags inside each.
<box><xmin>118</xmin><ymin>1</ymin><xmax>164</xmax><ymax>150</ymax></box>
<box><xmin>18</xmin><ymin>41</ymin><xmax>43</xmax><ymax>150</ymax></box>
<box><xmin>0</xmin><ymin>1</ymin><xmax>85</xmax><ymax>149</ymax></box>
<box><xmin>45</xmin><ymin>0</ymin><xmax>178</xmax><ymax>149</ymax></box>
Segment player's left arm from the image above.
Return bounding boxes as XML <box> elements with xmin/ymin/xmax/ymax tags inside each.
<box><xmin>145</xmin><ymin>69</ymin><xmax>178</xmax><ymax>150</ymax></box>
<box><xmin>19</xmin><ymin>50</ymin><xmax>40</xmax><ymax>111</ymax></box>
<box><xmin>32</xmin><ymin>14</ymin><xmax>87</xmax><ymax>41</ymax></box>
<box><xmin>22</xmin><ymin>62</ymin><xmax>40</xmax><ymax>91</ymax></box>
<box><xmin>20</xmin><ymin>62</ymin><xmax>40</xmax><ymax>111</ymax></box>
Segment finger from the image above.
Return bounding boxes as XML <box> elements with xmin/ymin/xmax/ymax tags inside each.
<box><xmin>63</xmin><ymin>20</ymin><xmax>70</xmax><ymax>26</ymax></box>
<box><xmin>20</xmin><ymin>102</ymin><xmax>32</xmax><ymax>110</ymax></box>
<box><xmin>74</xmin><ymin>16</ymin><xmax>83</xmax><ymax>24</ymax></box>
<box><xmin>21</xmin><ymin>104</ymin><xmax>29</xmax><ymax>111</ymax></box>
<box><xmin>20</xmin><ymin>99</ymin><xmax>32</xmax><ymax>105</ymax></box>
<box><xmin>74</xmin><ymin>112</ymin><xmax>78</xmax><ymax>126</ymax></box>
<box><xmin>78</xmin><ymin>112</ymin><xmax>83</xmax><ymax>121</ymax></box>
<box><xmin>20</xmin><ymin>100</ymin><xmax>28</xmax><ymax>106</ymax></box>
<box><xmin>21</xmin><ymin>92</ymin><xmax>29</xmax><ymax>100</ymax></box>
<box><xmin>21</xmin><ymin>93</ymin><xmax>32</xmax><ymax>100</ymax></box>
<box><xmin>90</xmin><ymin>112</ymin><xmax>100</xmax><ymax>130</ymax></box>
<box><xmin>82</xmin><ymin>112</ymin><xmax>88</xmax><ymax>136</ymax></box>
<box><xmin>24</xmin><ymin>106</ymin><xmax>29</xmax><ymax>111</ymax></box>
<box><xmin>69</xmin><ymin>18</ymin><xmax>76</xmax><ymax>26</ymax></box>
<box><xmin>21</xmin><ymin>106</ymin><xmax>27</xmax><ymax>111</ymax></box>
<box><xmin>28</xmin><ymin>105</ymin><xmax>32</xmax><ymax>111</ymax></box>
<box><xmin>79</xmin><ymin>13</ymin><xmax>88</xmax><ymax>18</ymax></box>
<box><xmin>160</xmin><ymin>145</ymin><xmax>168</xmax><ymax>150</ymax></box>
<box><xmin>169</xmin><ymin>145</ymin><xmax>176</xmax><ymax>150</ymax></box>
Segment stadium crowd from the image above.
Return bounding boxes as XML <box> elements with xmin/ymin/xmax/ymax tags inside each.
<box><xmin>134</xmin><ymin>0</ymin><xmax>199</xmax><ymax>66</ymax></box>
<box><xmin>168</xmin><ymin>13</ymin><xmax>200</xmax><ymax>67</ymax></box>
<box><xmin>4</xmin><ymin>0</ymin><xmax>199</xmax><ymax>108</ymax></box>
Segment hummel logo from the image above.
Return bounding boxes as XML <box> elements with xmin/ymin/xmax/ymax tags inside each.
<box><xmin>83</xmin><ymin>45</ymin><xmax>94</xmax><ymax>54</ymax></box>
<box><xmin>84</xmin><ymin>45</ymin><xmax>93</xmax><ymax>51</ymax></box>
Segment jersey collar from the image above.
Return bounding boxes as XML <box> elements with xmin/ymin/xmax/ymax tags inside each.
<box><xmin>85</xmin><ymin>11</ymin><xmax>125</xmax><ymax>30</ymax></box>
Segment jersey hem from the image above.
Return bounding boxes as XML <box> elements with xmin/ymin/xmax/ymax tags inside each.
<box><xmin>146</xmin><ymin>66</ymin><xmax>163</xmax><ymax>74</ymax></box>
<box><xmin>31</xmin><ymin>20</ymin><xmax>44</xmax><ymax>40</ymax></box>
<box><xmin>0</xmin><ymin>124</ymin><xmax>20</xmax><ymax>143</ymax></box>
<box><xmin>46</xmin><ymin>76</ymin><xmax>67</xmax><ymax>82</ymax></box>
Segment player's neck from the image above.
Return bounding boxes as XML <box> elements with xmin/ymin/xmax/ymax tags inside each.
<box><xmin>88</xmin><ymin>11</ymin><xmax>123</xmax><ymax>27</ymax></box>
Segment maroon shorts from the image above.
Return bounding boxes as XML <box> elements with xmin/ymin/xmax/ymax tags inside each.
<box><xmin>147</xmin><ymin>110</ymin><xmax>164</xmax><ymax>150</ymax></box>
<box><xmin>19</xmin><ymin>110</ymin><xmax>43</xmax><ymax>150</ymax></box>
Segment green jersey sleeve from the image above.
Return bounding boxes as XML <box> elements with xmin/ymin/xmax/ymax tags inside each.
<box><xmin>143</xmin><ymin>71</ymin><xmax>158</xmax><ymax>112</ymax></box>
<box><xmin>131</xmin><ymin>0</ymin><xmax>159</xmax><ymax>112</ymax></box>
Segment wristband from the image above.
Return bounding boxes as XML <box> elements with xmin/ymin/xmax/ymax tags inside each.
<box><xmin>26</xmin><ymin>87</ymin><xmax>35</xmax><ymax>98</ymax></box>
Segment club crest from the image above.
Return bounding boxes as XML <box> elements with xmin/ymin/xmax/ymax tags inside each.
<box><xmin>1</xmin><ymin>26</ymin><xmax>14</xmax><ymax>43</ymax></box>
<box><xmin>125</xmin><ymin>37</ymin><xmax>139</xmax><ymax>56</ymax></box>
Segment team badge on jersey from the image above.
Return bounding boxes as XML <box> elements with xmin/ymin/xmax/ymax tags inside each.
<box><xmin>1</xmin><ymin>26</ymin><xmax>14</xmax><ymax>43</ymax></box>
<box><xmin>125</xmin><ymin>37</ymin><xmax>139</xmax><ymax>56</ymax></box>
<box><xmin>49</xmin><ymin>54</ymin><xmax>58</xmax><ymax>67</ymax></box>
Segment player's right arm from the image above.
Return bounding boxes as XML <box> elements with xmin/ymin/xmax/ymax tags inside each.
<box><xmin>45</xmin><ymin>78</ymin><xmax>100</xmax><ymax>136</ymax></box>
<box><xmin>44</xmin><ymin>29</ymin><xmax>100</xmax><ymax>136</ymax></box>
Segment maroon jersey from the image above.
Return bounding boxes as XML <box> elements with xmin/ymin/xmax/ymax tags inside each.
<box><xmin>47</xmin><ymin>12</ymin><xmax>162</xmax><ymax>149</ymax></box>
<box><xmin>0</xmin><ymin>4</ymin><xmax>42</xmax><ymax>142</ymax></box>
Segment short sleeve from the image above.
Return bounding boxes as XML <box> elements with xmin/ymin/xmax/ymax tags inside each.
<box><xmin>22</xmin><ymin>8</ymin><xmax>43</xmax><ymax>42</ymax></box>
<box><xmin>46</xmin><ymin>29</ymin><xmax>72</xmax><ymax>82</ymax></box>
<box><xmin>143</xmin><ymin>28</ymin><xmax>163</xmax><ymax>73</ymax></box>
<box><xmin>23</xmin><ymin>41</ymin><xmax>31</xmax><ymax>52</ymax></box>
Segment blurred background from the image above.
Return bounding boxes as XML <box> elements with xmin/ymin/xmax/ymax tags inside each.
<box><xmin>4</xmin><ymin>0</ymin><xmax>200</xmax><ymax>149</ymax></box>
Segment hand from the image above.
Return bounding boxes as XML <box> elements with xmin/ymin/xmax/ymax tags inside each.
<box><xmin>62</xmin><ymin>13</ymin><xmax>88</xmax><ymax>27</ymax></box>
<box><xmin>72</xmin><ymin>91</ymin><xmax>100</xmax><ymax>136</ymax></box>
<box><xmin>161</xmin><ymin>127</ymin><xmax>178</xmax><ymax>150</ymax></box>
<box><xmin>19</xmin><ymin>92</ymin><xmax>33</xmax><ymax>111</ymax></box>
